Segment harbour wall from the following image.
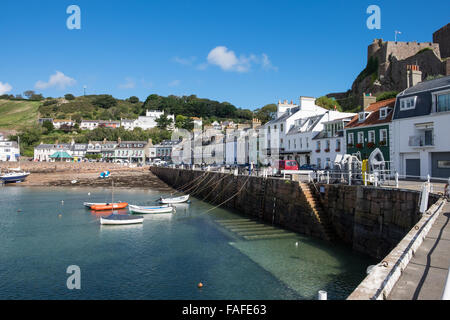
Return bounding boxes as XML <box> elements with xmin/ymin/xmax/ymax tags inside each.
<box><xmin>150</xmin><ymin>167</ymin><xmax>440</xmax><ymax>259</ymax></box>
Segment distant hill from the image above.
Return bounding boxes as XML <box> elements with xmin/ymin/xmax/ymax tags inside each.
<box><xmin>0</xmin><ymin>99</ymin><xmax>41</xmax><ymax>129</ymax></box>
<box><xmin>0</xmin><ymin>94</ymin><xmax>258</xmax><ymax>130</ymax></box>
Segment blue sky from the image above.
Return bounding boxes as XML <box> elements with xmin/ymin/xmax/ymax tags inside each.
<box><xmin>0</xmin><ymin>0</ymin><xmax>448</xmax><ymax>110</ymax></box>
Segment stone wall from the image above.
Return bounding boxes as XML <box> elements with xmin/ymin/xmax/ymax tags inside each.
<box><xmin>433</xmin><ymin>23</ymin><xmax>450</xmax><ymax>59</ymax></box>
<box><xmin>151</xmin><ymin>167</ymin><xmax>329</xmax><ymax>239</ymax></box>
<box><xmin>313</xmin><ymin>183</ymin><xmax>440</xmax><ymax>259</ymax></box>
<box><xmin>151</xmin><ymin>167</ymin><xmax>440</xmax><ymax>259</ymax></box>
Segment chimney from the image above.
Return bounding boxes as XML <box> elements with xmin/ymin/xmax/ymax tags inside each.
<box><xmin>406</xmin><ymin>64</ymin><xmax>422</xmax><ymax>88</ymax></box>
<box><xmin>361</xmin><ymin>93</ymin><xmax>377</xmax><ymax>110</ymax></box>
<box><xmin>118</xmin><ymin>137</ymin><xmax>121</xmax><ymax>144</ymax></box>
<box><xmin>103</xmin><ymin>138</ymin><xmax>107</xmax><ymax>144</ymax></box>
<box><xmin>148</xmin><ymin>138</ymin><xmax>153</xmax><ymax>145</ymax></box>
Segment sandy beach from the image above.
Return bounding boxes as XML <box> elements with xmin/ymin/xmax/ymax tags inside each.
<box><xmin>0</xmin><ymin>161</ymin><xmax>172</xmax><ymax>190</ymax></box>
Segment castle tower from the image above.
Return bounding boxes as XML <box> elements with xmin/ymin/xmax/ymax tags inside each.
<box><xmin>406</xmin><ymin>64</ymin><xmax>422</xmax><ymax>88</ymax></box>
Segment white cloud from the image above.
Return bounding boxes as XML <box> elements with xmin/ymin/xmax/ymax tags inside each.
<box><xmin>35</xmin><ymin>71</ymin><xmax>76</xmax><ymax>90</ymax></box>
<box><xmin>168</xmin><ymin>80</ymin><xmax>181</xmax><ymax>87</ymax></box>
<box><xmin>206</xmin><ymin>46</ymin><xmax>277</xmax><ymax>73</ymax></box>
<box><xmin>173</xmin><ymin>56</ymin><xmax>197</xmax><ymax>66</ymax></box>
<box><xmin>261</xmin><ymin>53</ymin><xmax>278</xmax><ymax>71</ymax></box>
<box><xmin>0</xmin><ymin>82</ymin><xmax>12</xmax><ymax>95</ymax></box>
<box><xmin>119</xmin><ymin>77</ymin><xmax>136</xmax><ymax>89</ymax></box>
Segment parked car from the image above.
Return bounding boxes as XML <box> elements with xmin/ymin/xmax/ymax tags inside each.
<box><xmin>299</xmin><ymin>164</ymin><xmax>317</xmax><ymax>171</ymax></box>
<box><xmin>278</xmin><ymin>160</ymin><xmax>299</xmax><ymax>171</ymax></box>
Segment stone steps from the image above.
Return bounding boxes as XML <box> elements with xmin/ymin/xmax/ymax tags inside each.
<box><xmin>299</xmin><ymin>182</ymin><xmax>334</xmax><ymax>242</ymax></box>
<box><xmin>215</xmin><ymin>218</ymin><xmax>297</xmax><ymax>241</ymax></box>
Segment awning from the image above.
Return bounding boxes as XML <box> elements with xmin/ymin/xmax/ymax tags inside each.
<box><xmin>50</xmin><ymin>151</ymin><xmax>73</xmax><ymax>159</ymax></box>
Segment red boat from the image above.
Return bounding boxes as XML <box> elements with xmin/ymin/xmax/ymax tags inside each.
<box><xmin>90</xmin><ymin>202</ymin><xmax>128</xmax><ymax>211</ymax></box>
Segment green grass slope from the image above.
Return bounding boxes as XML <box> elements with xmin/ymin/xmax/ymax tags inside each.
<box><xmin>0</xmin><ymin>99</ymin><xmax>41</xmax><ymax>129</ymax></box>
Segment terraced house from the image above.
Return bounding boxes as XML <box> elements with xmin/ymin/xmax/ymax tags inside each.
<box><xmin>391</xmin><ymin>74</ymin><xmax>450</xmax><ymax>178</ymax></box>
<box><xmin>344</xmin><ymin>98</ymin><xmax>396</xmax><ymax>168</ymax></box>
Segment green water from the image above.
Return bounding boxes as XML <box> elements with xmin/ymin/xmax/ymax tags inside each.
<box><xmin>0</xmin><ymin>186</ymin><xmax>375</xmax><ymax>299</ymax></box>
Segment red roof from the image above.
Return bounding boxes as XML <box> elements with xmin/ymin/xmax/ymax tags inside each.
<box><xmin>344</xmin><ymin>98</ymin><xmax>396</xmax><ymax>129</ymax></box>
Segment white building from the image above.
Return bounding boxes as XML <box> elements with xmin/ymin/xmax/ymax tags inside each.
<box><xmin>136</xmin><ymin>110</ymin><xmax>175</xmax><ymax>130</ymax></box>
<box><xmin>120</xmin><ymin>118</ymin><xmax>138</xmax><ymax>131</ymax></box>
<box><xmin>52</xmin><ymin>119</ymin><xmax>74</xmax><ymax>129</ymax></box>
<box><xmin>80</xmin><ymin>120</ymin><xmax>100</xmax><ymax>130</ymax></box>
<box><xmin>263</xmin><ymin>97</ymin><xmax>328</xmax><ymax>165</ymax></box>
<box><xmin>0</xmin><ymin>139</ymin><xmax>20</xmax><ymax>162</ymax></box>
<box><xmin>311</xmin><ymin>116</ymin><xmax>354</xmax><ymax>169</ymax></box>
<box><xmin>391</xmin><ymin>74</ymin><xmax>450</xmax><ymax>178</ymax></box>
<box><xmin>34</xmin><ymin>143</ymin><xmax>71</xmax><ymax>162</ymax></box>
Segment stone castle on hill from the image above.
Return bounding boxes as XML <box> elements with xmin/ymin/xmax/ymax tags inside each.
<box><xmin>328</xmin><ymin>23</ymin><xmax>450</xmax><ymax>109</ymax></box>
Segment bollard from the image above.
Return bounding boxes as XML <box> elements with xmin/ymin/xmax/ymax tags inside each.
<box><xmin>318</xmin><ymin>290</ymin><xmax>327</xmax><ymax>300</ymax></box>
<box><xmin>326</xmin><ymin>171</ymin><xmax>330</xmax><ymax>184</ymax></box>
<box><xmin>427</xmin><ymin>174</ymin><xmax>430</xmax><ymax>183</ymax></box>
<box><xmin>442</xmin><ymin>267</ymin><xmax>450</xmax><ymax>300</ymax></box>
<box><xmin>395</xmin><ymin>172</ymin><xmax>399</xmax><ymax>188</ymax></box>
<box><xmin>364</xmin><ymin>172</ymin><xmax>367</xmax><ymax>186</ymax></box>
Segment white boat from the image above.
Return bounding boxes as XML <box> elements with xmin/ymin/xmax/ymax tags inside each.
<box><xmin>0</xmin><ymin>171</ymin><xmax>30</xmax><ymax>183</ymax></box>
<box><xmin>129</xmin><ymin>204</ymin><xmax>174</xmax><ymax>214</ymax></box>
<box><xmin>159</xmin><ymin>194</ymin><xmax>189</xmax><ymax>204</ymax></box>
<box><xmin>100</xmin><ymin>214</ymin><xmax>144</xmax><ymax>225</ymax></box>
<box><xmin>84</xmin><ymin>202</ymin><xmax>107</xmax><ymax>208</ymax></box>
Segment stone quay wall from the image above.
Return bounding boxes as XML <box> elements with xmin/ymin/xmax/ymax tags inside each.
<box><xmin>151</xmin><ymin>167</ymin><xmax>440</xmax><ymax>259</ymax></box>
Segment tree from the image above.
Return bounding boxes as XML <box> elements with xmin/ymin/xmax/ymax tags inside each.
<box><xmin>376</xmin><ymin>91</ymin><xmax>399</xmax><ymax>102</ymax></box>
<box><xmin>65</xmin><ymin>93</ymin><xmax>75</xmax><ymax>100</ymax></box>
<box><xmin>156</xmin><ymin>114</ymin><xmax>173</xmax><ymax>130</ymax></box>
<box><xmin>128</xmin><ymin>96</ymin><xmax>139</xmax><ymax>104</ymax></box>
<box><xmin>23</xmin><ymin>90</ymin><xmax>35</xmax><ymax>99</ymax></box>
<box><xmin>315</xmin><ymin>96</ymin><xmax>342</xmax><ymax>111</ymax></box>
<box><xmin>255</xmin><ymin>104</ymin><xmax>277</xmax><ymax>123</ymax></box>
<box><xmin>42</xmin><ymin>120</ymin><xmax>54</xmax><ymax>133</ymax></box>
<box><xmin>29</xmin><ymin>93</ymin><xmax>44</xmax><ymax>101</ymax></box>
<box><xmin>92</xmin><ymin>95</ymin><xmax>117</xmax><ymax>109</ymax></box>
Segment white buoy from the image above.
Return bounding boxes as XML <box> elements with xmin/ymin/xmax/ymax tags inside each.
<box><xmin>318</xmin><ymin>290</ymin><xmax>327</xmax><ymax>300</ymax></box>
<box><xmin>295</xmin><ymin>241</ymin><xmax>299</xmax><ymax>247</ymax></box>
<box><xmin>88</xmin><ymin>192</ymin><xmax>91</xmax><ymax>196</ymax></box>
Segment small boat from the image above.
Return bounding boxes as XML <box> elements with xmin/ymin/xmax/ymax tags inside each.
<box><xmin>84</xmin><ymin>202</ymin><xmax>107</xmax><ymax>208</ymax></box>
<box><xmin>129</xmin><ymin>204</ymin><xmax>174</xmax><ymax>214</ymax></box>
<box><xmin>84</xmin><ymin>201</ymin><xmax>122</xmax><ymax>208</ymax></box>
<box><xmin>100</xmin><ymin>214</ymin><xmax>143</xmax><ymax>225</ymax></box>
<box><xmin>91</xmin><ymin>202</ymin><xmax>128</xmax><ymax>211</ymax></box>
<box><xmin>0</xmin><ymin>171</ymin><xmax>30</xmax><ymax>183</ymax></box>
<box><xmin>159</xmin><ymin>194</ymin><xmax>189</xmax><ymax>204</ymax></box>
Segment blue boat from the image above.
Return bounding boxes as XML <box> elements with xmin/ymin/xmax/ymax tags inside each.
<box><xmin>0</xmin><ymin>171</ymin><xmax>30</xmax><ymax>183</ymax></box>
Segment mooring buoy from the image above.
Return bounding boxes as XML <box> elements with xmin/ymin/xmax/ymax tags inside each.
<box><xmin>197</xmin><ymin>282</ymin><xmax>204</xmax><ymax>288</ymax></box>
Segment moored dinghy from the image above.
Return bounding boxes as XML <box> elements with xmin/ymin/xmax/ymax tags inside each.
<box><xmin>100</xmin><ymin>214</ymin><xmax>143</xmax><ymax>225</ymax></box>
<box><xmin>129</xmin><ymin>204</ymin><xmax>174</xmax><ymax>214</ymax></box>
<box><xmin>91</xmin><ymin>202</ymin><xmax>128</xmax><ymax>211</ymax></box>
<box><xmin>159</xmin><ymin>194</ymin><xmax>189</xmax><ymax>204</ymax></box>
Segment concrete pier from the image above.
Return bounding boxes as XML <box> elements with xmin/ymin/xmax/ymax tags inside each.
<box><xmin>388</xmin><ymin>201</ymin><xmax>450</xmax><ymax>300</ymax></box>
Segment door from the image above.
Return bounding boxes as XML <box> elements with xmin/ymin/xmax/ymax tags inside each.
<box><xmin>405</xmin><ymin>159</ymin><xmax>420</xmax><ymax>177</ymax></box>
<box><xmin>431</xmin><ymin>152</ymin><xmax>450</xmax><ymax>178</ymax></box>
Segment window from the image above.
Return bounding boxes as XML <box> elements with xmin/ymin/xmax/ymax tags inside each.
<box><xmin>306</xmin><ymin>137</ymin><xmax>309</xmax><ymax>148</ymax></box>
<box><xmin>357</xmin><ymin>132</ymin><xmax>364</xmax><ymax>144</ymax></box>
<box><xmin>368</xmin><ymin>131</ymin><xmax>375</xmax><ymax>143</ymax></box>
<box><xmin>400</xmin><ymin>96</ymin><xmax>417</xmax><ymax>111</ymax></box>
<box><xmin>274</xmin><ymin>125</ymin><xmax>277</xmax><ymax>130</ymax></box>
<box><xmin>358</xmin><ymin>112</ymin><xmax>366</xmax><ymax>122</ymax></box>
<box><xmin>437</xmin><ymin>93</ymin><xmax>450</xmax><ymax>113</ymax></box>
<box><xmin>280</xmin><ymin>138</ymin><xmax>283</xmax><ymax>146</ymax></box>
<box><xmin>300</xmin><ymin>138</ymin><xmax>303</xmax><ymax>149</ymax></box>
<box><xmin>348</xmin><ymin>133</ymin><xmax>354</xmax><ymax>145</ymax></box>
<box><xmin>317</xmin><ymin>158</ymin><xmax>321</xmax><ymax>169</ymax></box>
<box><xmin>288</xmin><ymin>140</ymin><xmax>291</xmax><ymax>149</ymax></box>
<box><xmin>380</xmin><ymin>129</ymin><xmax>388</xmax><ymax>145</ymax></box>
<box><xmin>280</xmin><ymin>124</ymin><xmax>284</xmax><ymax>132</ymax></box>
<box><xmin>336</xmin><ymin>139</ymin><xmax>341</xmax><ymax>151</ymax></box>
<box><xmin>379</xmin><ymin>107</ymin><xmax>390</xmax><ymax>119</ymax></box>
<box><xmin>325</xmin><ymin>140</ymin><xmax>330</xmax><ymax>151</ymax></box>
<box><xmin>438</xmin><ymin>160</ymin><xmax>450</xmax><ymax>169</ymax></box>
<box><xmin>316</xmin><ymin>141</ymin><xmax>321</xmax><ymax>151</ymax></box>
